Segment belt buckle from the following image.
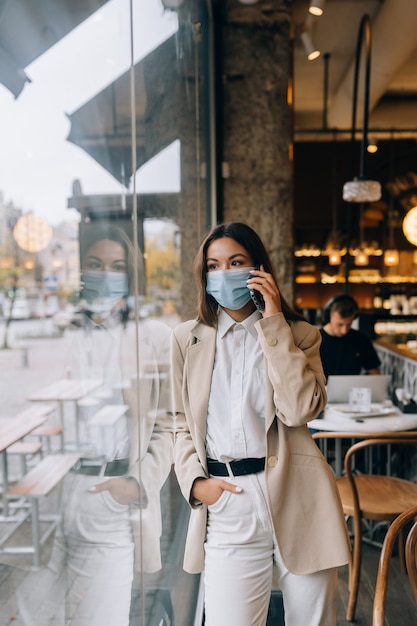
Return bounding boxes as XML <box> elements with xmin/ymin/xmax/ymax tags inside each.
<box><xmin>223</xmin><ymin>461</ymin><xmax>234</xmax><ymax>477</ymax></box>
<box><xmin>75</xmin><ymin>457</ymin><xmax>107</xmax><ymax>476</ymax></box>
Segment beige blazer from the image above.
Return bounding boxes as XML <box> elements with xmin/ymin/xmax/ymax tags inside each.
<box><xmin>172</xmin><ymin>313</ymin><xmax>351</xmax><ymax>575</ymax></box>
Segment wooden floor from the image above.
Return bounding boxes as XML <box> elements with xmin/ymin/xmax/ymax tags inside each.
<box><xmin>336</xmin><ymin>541</ymin><xmax>417</xmax><ymax>626</ymax></box>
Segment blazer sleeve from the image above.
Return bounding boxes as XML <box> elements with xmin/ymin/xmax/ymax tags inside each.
<box><xmin>255</xmin><ymin>313</ymin><xmax>327</xmax><ymax>427</ymax></box>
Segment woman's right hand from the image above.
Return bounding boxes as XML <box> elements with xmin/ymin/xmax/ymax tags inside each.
<box><xmin>191</xmin><ymin>477</ymin><xmax>242</xmax><ymax>506</ymax></box>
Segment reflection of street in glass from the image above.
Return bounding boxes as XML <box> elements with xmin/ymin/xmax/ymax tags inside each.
<box><xmin>0</xmin><ymin>320</ymin><xmax>180</xmax><ymax>620</ymax></box>
<box><xmin>14</xmin><ymin>227</ymin><xmax>173</xmax><ymax>625</ymax></box>
<box><xmin>0</xmin><ymin>226</ymin><xmax>178</xmax><ymax>626</ymax></box>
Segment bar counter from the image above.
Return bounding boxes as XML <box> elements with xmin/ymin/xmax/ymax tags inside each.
<box><xmin>375</xmin><ymin>338</ymin><xmax>417</xmax><ymax>360</ymax></box>
<box><xmin>374</xmin><ymin>338</ymin><xmax>417</xmax><ymax>399</ymax></box>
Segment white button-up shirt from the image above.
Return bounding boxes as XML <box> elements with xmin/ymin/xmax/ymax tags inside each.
<box><xmin>206</xmin><ymin>308</ymin><xmax>266</xmax><ymax>462</ymax></box>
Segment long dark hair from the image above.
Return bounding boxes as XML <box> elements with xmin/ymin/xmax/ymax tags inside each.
<box><xmin>194</xmin><ymin>222</ymin><xmax>305</xmax><ymax>327</ymax></box>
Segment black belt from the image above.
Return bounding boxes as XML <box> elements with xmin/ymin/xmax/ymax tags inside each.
<box><xmin>207</xmin><ymin>457</ymin><xmax>265</xmax><ymax>477</ymax></box>
<box><xmin>72</xmin><ymin>458</ymin><xmax>129</xmax><ymax>477</ymax></box>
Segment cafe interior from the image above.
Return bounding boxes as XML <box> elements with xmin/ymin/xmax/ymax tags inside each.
<box><xmin>0</xmin><ymin>0</ymin><xmax>417</xmax><ymax>624</ymax></box>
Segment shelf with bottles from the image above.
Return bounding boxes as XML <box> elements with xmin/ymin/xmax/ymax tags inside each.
<box><xmin>371</xmin><ymin>284</ymin><xmax>417</xmax><ymax>315</ymax></box>
<box><xmin>374</xmin><ymin>337</ymin><xmax>417</xmax><ymax>361</ymax></box>
<box><xmin>295</xmin><ymin>269</ymin><xmax>417</xmax><ymax>286</ymax></box>
<box><xmin>295</xmin><ymin>282</ymin><xmax>417</xmax><ymax>330</ymax></box>
<box><xmin>373</xmin><ymin>319</ymin><xmax>417</xmax><ymax>342</ymax></box>
<box><xmin>358</xmin><ymin>300</ymin><xmax>417</xmax><ymax>347</ymax></box>
<box><xmin>295</xmin><ymin>249</ymin><xmax>417</xmax><ymax>286</ymax></box>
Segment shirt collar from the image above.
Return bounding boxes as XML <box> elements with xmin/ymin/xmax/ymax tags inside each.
<box><xmin>82</xmin><ymin>309</ymin><xmax>121</xmax><ymax>333</ymax></box>
<box><xmin>217</xmin><ymin>307</ymin><xmax>262</xmax><ymax>339</ymax></box>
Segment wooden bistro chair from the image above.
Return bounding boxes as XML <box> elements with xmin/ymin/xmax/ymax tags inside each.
<box><xmin>373</xmin><ymin>503</ymin><xmax>417</xmax><ymax>626</ymax></box>
<box><xmin>312</xmin><ymin>431</ymin><xmax>417</xmax><ymax>622</ymax></box>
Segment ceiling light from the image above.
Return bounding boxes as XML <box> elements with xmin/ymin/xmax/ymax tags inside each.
<box><xmin>237</xmin><ymin>0</ymin><xmax>260</xmax><ymax>4</ymax></box>
<box><xmin>342</xmin><ymin>178</ymin><xmax>381</xmax><ymax>203</ymax></box>
<box><xmin>300</xmin><ymin>31</ymin><xmax>321</xmax><ymax>61</ymax></box>
<box><xmin>354</xmin><ymin>249</ymin><xmax>369</xmax><ymax>266</ymax></box>
<box><xmin>384</xmin><ymin>249</ymin><xmax>399</xmax><ymax>267</ymax></box>
<box><xmin>367</xmin><ymin>137</ymin><xmax>378</xmax><ymax>154</ymax></box>
<box><xmin>403</xmin><ymin>206</ymin><xmax>417</xmax><ymax>246</ymax></box>
<box><xmin>309</xmin><ymin>0</ymin><xmax>325</xmax><ymax>17</ymax></box>
<box><xmin>328</xmin><ymin>249</ymin><xmax>341</xmax><ymax>266</ymax></box>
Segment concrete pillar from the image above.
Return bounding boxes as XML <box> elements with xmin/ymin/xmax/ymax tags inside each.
<box><xmin>219</xmin><ymin>0</ymin><xmax>294</xmax><ymax>304</ymax></box>
<box><xmin>175</xmin><ymin>0</ymin><xmax>295</xmax><ymax>318</ymax></box>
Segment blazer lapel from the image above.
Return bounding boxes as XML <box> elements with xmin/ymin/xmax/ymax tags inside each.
<box><xmin>186</xmin><ymin>323</ymin><xmax>216</xmax><ymax>441</ymax></box>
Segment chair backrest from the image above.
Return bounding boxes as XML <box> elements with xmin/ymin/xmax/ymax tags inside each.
<box><xmin>373</xmin><ymin>504</ymin><xmax>417</xmax><ymax>626</ymax></box>
<box><xmin>312</xmin><ymin>430</ymin><xmax>417</xmax><ymax>480</ymax></box>
<box><xmin>313</xmin><ymin>431</ymin><xmax>417</xmax><ymax>524</ymax></box>
<box><xmin>341</xmin><ymin>431</ymin><xmax>417</xmax><ymax>478</ymax></box>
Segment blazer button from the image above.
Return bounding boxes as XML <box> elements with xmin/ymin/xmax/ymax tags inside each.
<box><xmin>267</xmin><ymin>336</ymin><xmax>278</xmax><ymax>346</ymax></box>
<box><xmin>267</xmin><ymin>456</ymin><xmax>278</xmax><ymax>467</ymax></box>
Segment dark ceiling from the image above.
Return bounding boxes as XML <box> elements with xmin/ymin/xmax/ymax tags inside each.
<box><xmin>291</xmin><ymin>0</ymin><xmax>417</xmax><ymax>249</ymax></box>
<box><xmin>292</xmin><ymin>0</ymin><xmax>417</xmax><ymax>140</ymax></box>
<box><xmin>294</xmin><ymin>139</ymin><xmax>417</xmax><ymax>250</ymax></box>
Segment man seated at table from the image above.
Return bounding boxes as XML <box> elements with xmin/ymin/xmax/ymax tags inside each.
<box><xmin>320</xmin><ymin>294</ymin><xmax>381</xmax><ymax>380</ymax></box>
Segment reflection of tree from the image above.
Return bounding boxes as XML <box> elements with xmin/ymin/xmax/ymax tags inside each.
<box><xmin>145</xmin><ymin>237</ymin><xmax>180</xmax><ymax>291</ymax></box>
<box><xmin>0</xmin><ymin>267</ymin><xmax>19</xmax><ymax>349</ymax></box>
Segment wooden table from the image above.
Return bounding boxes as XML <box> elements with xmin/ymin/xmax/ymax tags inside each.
<box><xmin>27</xmin><ymin>379</ymin><xmax>103</xmax><ymax>450</ymax></box>
<box><xmin>0</xmin><ymin>410</ymin><xmax>49</xmax><ymax>516</ymax></box>
<box><xmin>309</xmin><ymin>405</ymin><xmax>417</xmax><ymax>476</ymax></box>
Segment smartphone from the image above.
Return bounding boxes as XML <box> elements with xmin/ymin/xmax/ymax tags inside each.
<box><xmin>249</xmin><ymin>265</ymin><xmax>265</xmax><ymax>312</ymax></box>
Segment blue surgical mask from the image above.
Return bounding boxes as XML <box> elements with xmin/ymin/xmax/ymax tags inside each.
<box><xmin>81</xmin><ymin>270</ymin><xmax>128</xmax><ymax>302</ymax></box>
<box><xmin>206</xmin><ymin>267</ymin><xmax>253</xmax><ymax>310</ymax></box>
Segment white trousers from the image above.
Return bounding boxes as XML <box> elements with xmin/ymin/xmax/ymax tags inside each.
<box><xmin>17</xmin><ymin>473</ymin><xmax>134</xmax><ymax>626</ymax></box>
<box><xmin>204</xmin><ymin>471</ymin><xmax>338</xmax><ymax>626</ymax></box>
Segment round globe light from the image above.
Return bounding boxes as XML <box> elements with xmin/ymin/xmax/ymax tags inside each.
<box><xmin>403</xmin><ymin>206</ymin><xmax>417</xmax><ymax>246</ymax></box>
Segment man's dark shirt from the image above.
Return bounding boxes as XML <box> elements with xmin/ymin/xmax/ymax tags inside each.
<box><xmin>319</xmin><ymin>328</ymin><xmax>381</xmax><ymax>380</ymax></box>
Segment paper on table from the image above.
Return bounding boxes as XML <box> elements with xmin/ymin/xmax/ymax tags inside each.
<box><xmin>329</xmin><ymin>404</ymin><xmax>395</xmax><ymax>419</ymax></box>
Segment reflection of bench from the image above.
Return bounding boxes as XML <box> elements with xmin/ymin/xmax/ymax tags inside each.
<box><xmin>13</xmin><ymin>404</ymin><xmax>58</xmax><ymax>460</ymax></box>
<box><xmin>31</xmin><ymin>425</ymin><xmax>64</xmax><ymax>453</ymax></box>
<box><xmin>89</xmin><ymin>404</ymin><xmax>129</xmax><ymax>426</ymax></box>
<box><xmin>4</xmin><ymin>453</ymin><xmax>79</xmax><ymax>568</ymax></box>
<box><xmin>6</xmin><ymin>406</ymin><xmax>57</xmax><ymax>473</ymax></box>
<box><xmin>88</xmin><ymin>404</ymin><xmax>129</xmax><ymax>456</ymax></box>
<box><xmin>7</xmin><ymin>441</ymin><xmax>43</xmax><ymax>476</ymax></box>
<box><xmin>19</xmin><ymin>403</ymin><xmax>63</xmax><ymax>453</ymax></box>
<box><xmin>15</xmin><ymin>404</ymin><xmax>55</xmax><ymax>421</ymax></box>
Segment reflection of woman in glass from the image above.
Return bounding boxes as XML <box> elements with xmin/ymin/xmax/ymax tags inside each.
<box><xmin>80</xmin><ymin>226</ymin><xmax>132</xmax><ymax>326</ymax></box>
<box><xmin>172</xmin><ymin>223</ymin><xmax>351</xmax><ymax>626</ymax></box>
<box><xmin>18</xmin><ymin>224</ymin><xmax>173</xmax><ymax>626</ymax></box>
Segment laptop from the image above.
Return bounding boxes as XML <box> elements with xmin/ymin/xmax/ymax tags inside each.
<box><xmin>326</xmin><ymin>374</ymin><xmax>392</xmax><ymax>404</ymax></box>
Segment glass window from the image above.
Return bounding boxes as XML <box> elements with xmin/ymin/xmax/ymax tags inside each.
<box><xmin>0</xmin><ymin>1</ymin><xmax>211</xmax><ymax>623</ymax></box>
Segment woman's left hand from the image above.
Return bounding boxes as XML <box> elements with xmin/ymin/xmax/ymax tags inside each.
<box><xmin>247</xmin><ymin>266</ymin><xmax>282</xmax><ymax>317</ymax></box>
<box><xmin>89</xmin><ymin>476</ymin><xmax>141</xmax><ymax>505</ymax></box>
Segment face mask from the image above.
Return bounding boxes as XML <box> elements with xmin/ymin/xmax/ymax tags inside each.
<box><xmin>81</xmin><ymin>270</ymin><xmax>128</xmax><ymax>302</ymax></box>
<box><xmin>206</xmin><ymin>267</ymin><xmax>253</xmax><ymax>310</ymax></box>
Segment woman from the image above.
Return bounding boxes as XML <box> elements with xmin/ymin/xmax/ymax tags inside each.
<box><xmin>18</xmin><ymin>224</ymin><xmax>173</xmax><ymax>626</ymax></box>
<box><xmin>172</xmin><ymin>222</ymin><xmax>351</xmax><ymax>626</ymax></box>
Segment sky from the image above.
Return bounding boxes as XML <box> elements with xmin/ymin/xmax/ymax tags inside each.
<box><xmin>0</xmin><ymin>0</ymin><xmax>180</xmax><ymax>227</ymax></box>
